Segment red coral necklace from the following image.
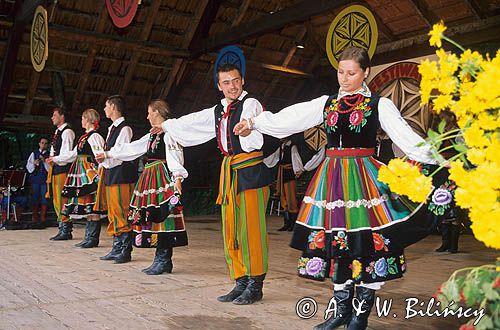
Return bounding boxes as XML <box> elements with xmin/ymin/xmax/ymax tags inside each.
<box><xmin>336</xmin><ymin>94</ymin><xmax>364</xmax><ymax>114</ymax></box>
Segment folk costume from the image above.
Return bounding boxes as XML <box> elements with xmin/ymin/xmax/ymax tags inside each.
<box><xmin>26</xmin><ymin>147</ymin><xmax>50</xmax><ymax>228</ymax></box>
<box><xmin>95</xmin><ymin>117</ymin><xmax>137</xmax><ymax>263</ymax></box>
<box><xmin>54</xmin><ymin>129</ymin><xmax>106</xmax><ymax>247</ymax></box>
<box><xmin>265</xmin><ymin>141</ymin><xmax>325</xmax><ymax>231</ymax></box>
<box><xmin>47</xmin><ymin>123</ymin><xmax>75</xmax><ymax>240</ymax></box>
<box><xmin>160</xmin><ymin>91</ymin><xmax>273</xmax><ymax>304</ymax></box>
<box><xmin>106</xmin><ymin>132</ymin><xmax>187</xmax><ymax>275</ymax></box>
<box><xmin>250</xmin><ymin>83</ymin><xmax>438</xmax><ymax>329</ymax></box>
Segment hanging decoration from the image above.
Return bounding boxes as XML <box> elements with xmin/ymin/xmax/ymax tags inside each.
<box><xmin>106</xmin><ymin>0</ymin><xmax>140</xmax><ymax>29</ymax></box>
<box><xmin>304</xmin><ymin>125</ymin><xmax>327</xmax><ymax>152</ymax></box>
<box><xmin>213</xmin><ymin>45</ymin><xmax>246</xmax><ymax>88</ymax></box>
<box><xmin>30</xmin><ymin>5</ymin><xmax>48</xmax><ymax>72</ymax></box>
<box><xmin>326</xmin><ymin>5</ymin><xmax>378</xmax><ymax>69</ymax></box>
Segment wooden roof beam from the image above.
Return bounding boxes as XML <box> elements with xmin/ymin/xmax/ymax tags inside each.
<box><xmin>407</xmin><ymin>0</ymin><xmax>440</xmax><ymax>27</ymax></box>
<box><xmin>71</xmin><ymin>3</ymin><xmax>108</xmax><ymax>113</ymax></box>
<box><xmin>190</xmin><ymin>0</ymin><xmax>354</xmax><ymax>58</ymax></box>
<box><xmin>462</xmin><ymin>0</ymin><xmax>486</xmax><ymax>19</ymax></box>
<box><xmin>0</xmin><ymin>0</ymin><xmax>44</xmax><ymax>122</ymax></box>
<box><xmin>120</xmin><ymin>1</ymin><xmax>163</xmax><ymax>96</ymax></box>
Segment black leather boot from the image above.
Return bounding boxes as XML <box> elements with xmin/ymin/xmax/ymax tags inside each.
<box><xmin>435</xmin><ymin>222</ymin><xmax>450</xmax><ymax>252</ymax></box>
<box><xmin>81</xmin><ymin>221</ymin><xmax>100</xmax><ymax>248</ymax></box>
<box><xmin>313</xmin><ymin>284</ymin><xmax>354</xmax><ymax>330</ymax></box>
<box><xmin>287</xmin><ymin>212</ymin><xmax>297</xmax><ymax>231</ymax></box>
<box><xmin>75</xmin><ymin>221</ymin><xmax>90</xmax><ymax>247</ymax></box>
<box><xmin>346</xmin><ymin>286</ymin><xmax>376</xmax><ymax>330</ymax></box>
<box><xmin>114</xmin><ymin>232</ymin><xmax>133</xmax><ymax>264</ymax></box>
<box><xmin>100</xmin><ymin>235</ymin><xmax>123</xmax><ymax>260</ymax></box>
<box><xmin>142</xmin><ymin>251</ymin><xmax>160</xmax><ymax>273</ymax></box>
<box><xmin>49</xmin><ymin>222</ymin><xmax>63</xmax><ymax>240</ymax></box>
<box><xmin>217</xmin><ymin>276</ymin><xmax>249</xmax><ymax>302</ymax></box>
<box><xmin>232</xmin><ymin>274</ymin><xmax>265</xmax><ymax>305</ymax></box>
<box><xmin>278</xmin><ymin>212</ymin><xmax>289</xmax><ymax>231</ymax></box>
<box><xmin>448</xmin><ymin>224</ymin><xmax>459</xmax><ymax>253</ymax></box>
<box><xmin>53</xmin><ymin>222</ymin><xmax>73</xmax><ymax>240</ymax></box>
<box><xmin>144</xmin><ymin>248</ymin><xmax>173</xmax><ymax>275</ymax></box>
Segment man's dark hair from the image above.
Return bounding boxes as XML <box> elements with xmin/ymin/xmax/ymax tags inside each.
<box><xmin>39</xmin><ymin>136</ymin><xmax>49</xmax><ymax>143</ymax></box>
<box><xmin>106</xmin><ymin>95</ymin><xmax>126</xmax><ymax>115</ymax></box>
<box><xmin>216</xmin><ymin>63</ymin><xmax>242</xmax><ymax>81</ymax></box>
<box><xmin>52</xmin><ymin>107</ymin><xmax>65</xmax><ymax>117</ymax></box>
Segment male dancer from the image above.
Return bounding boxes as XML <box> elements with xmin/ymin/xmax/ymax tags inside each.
<box><xmin>151</xmin><ymin>63</ymin><xmax>273</xmax><ymax>305</ymax></box>
<box><xmin>26</xmin><ymin>137</ymin><xmax>50</xmax><ymax>228</ymax></box>
<box><xmin>95</xmin><ymin>95</ymin><xmax>137</xmax><ymax>263</ymax></box>
<box><xmin>45</xmin><ymin>107</ymin><xmax>75</xmax><ymax>240</ymax></box>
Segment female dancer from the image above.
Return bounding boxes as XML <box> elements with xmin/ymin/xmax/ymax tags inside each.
<box><xmin>49</xmin><ymin>108</ymin><xmax>105</xmax><ymax>248</ymax></box>
<box><xmin>102</xmin><ymin>100</ymin><xmax>188</xmax><ymax>275</ymax></box>
<box><xmin>234</xmin><ymin>47</ymin><xmax>438</xmax><ymax>330</ymax></box>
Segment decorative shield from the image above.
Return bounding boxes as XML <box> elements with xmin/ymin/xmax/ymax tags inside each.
<box><xmin>106</xmin><ymin>0</ymin><xmax>140</xmax><ymax>28</ymax></box>
<box><xmin>213</xmin><ymin>45</ymin><xmax>246</xmax><ymax>88</ymax></box>
<box><xmin>326</xmin><ymin>5</ymin><xmax>378</xmax><ymax>69</ymax></box>
<box><xmin>30</xmin><ymin>6</ymin><xmax>48</xmax><ymax>72</ymax></box>
<box><xmin>304</xmin><ymin>125</ymin><xmax>327</xmax><ymax>152</ymax></box>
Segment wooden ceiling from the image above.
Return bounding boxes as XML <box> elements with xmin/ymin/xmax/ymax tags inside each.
<box><xmin>1</xmin><ymin>0</ymin><xmax>499</xmax><ymax>131</ymax></box>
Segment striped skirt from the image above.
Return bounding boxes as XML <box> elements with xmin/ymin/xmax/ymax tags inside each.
<box><xmin>292</xmin><ymin>148</ymin><xmax>430</xmax><ymax>284</ymax></box>
<box><xmin>62</xmin><ymin>155</ymin><xmax>104</xmax><ymax>218</ymax></box>
<box><xmin>128</xmin><ymin>160</ymin><xmax>187</xmax><ymax>248</ymax></box>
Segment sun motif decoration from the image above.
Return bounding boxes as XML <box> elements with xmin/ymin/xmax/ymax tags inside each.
<box><xmin>30</xmin><ymin>6</ymin><xmax>48</xmax><ymax>72</ymax></box>
<box><xmin>326</xmin><ymin>5</ymin><xmax>378</xmax><ymax>69</ymax></box>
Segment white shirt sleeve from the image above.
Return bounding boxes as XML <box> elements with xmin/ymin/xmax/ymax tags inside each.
<box><xmin>26</xmin><ymin>152</ymin><xmax>36</xmax><ymax>173</ymax></box>
<box><xmin>378</xmin><ymin>97</ymin><xmax>438</xmax><ymax>164</ymax></box>
<box><xmin>239</xmin><ymin>98</ymin><xmax>264</xmax><ymax>152</ymax></box>
<box><xmin>303</xmin><ymin>147</ymin><xmax>326</xmax><ymax>171</ymax></box>
<box><xmin>164</xmin><ymin>133</ymin><xmax>188</xmax><ymax>180</ymax></box>
<box><xmin>291</xmin><ymin>146</ymin><xmax>303</xmax><ymax>173</ymax></box>
<box><xmin>161</xmin><ymin>107</ymin><xmax>216</xmax><ymax>147</ymax></box>
<box><xmin>263</xmin><ymin>147</ymin><xmax>280</xmax><ymax>168</ymax></box>
<box><xmin>100</xmin><ymin>126</ymin><xmax>133</xmax><ymax>169</ymax></box>
<box><xmin>106</xmin><ymin>134</ymin><xmax>149</xmax><ymax>162</ymax></box>
<box><xmin>87</xmin><ymin>133</ymin><xmax>105</xmax><ymax>158</ymax></box>
<box><xmin>253</xmin><ymin>95</ymin><xmax>329</xmax><ymax>138</ymax></box>
<box><xmin>53</xmin><ymin>129</ymin><xmax>76</xmax><ymax>165</ymax></box>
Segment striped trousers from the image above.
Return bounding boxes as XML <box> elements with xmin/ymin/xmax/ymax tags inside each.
<box><xmin>50</xmin><ymin>173</ymin><xmax>71</xmax><ymax>223</ymax></box>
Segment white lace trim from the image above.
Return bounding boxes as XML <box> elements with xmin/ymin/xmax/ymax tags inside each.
<box><xmin>303</xmin><ymin>194</ymin><xmax>389</xmax><ymax>210</ymax></box>
<box><xmin>133</xmin><ymin>183</ymin><xmax>174</xmax><ymax>197</ymax></box>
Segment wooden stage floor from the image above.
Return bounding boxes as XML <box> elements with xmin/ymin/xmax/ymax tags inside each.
<box><xmin>0</xmin><ymin>216</ymin><xmax>495</xmax><ymax>330</ymax></box>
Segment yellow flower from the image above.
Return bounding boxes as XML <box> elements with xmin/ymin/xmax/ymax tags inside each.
<box><xmin>429</xmin><ymin>21</ymin><xmax>447</xmax><ymax>48</ymax></box>
<box><xmin>463</xmin><ymin>124</ymin><xmax>490</xmax><ymax>148</ymax></box>
<box><xmin>352</xmin><ymin>260</ymin><xmax>362</xmax><ymax>279</ymax></box>
<box><xmin>433</xmin><ymin>94</ymin><xmax>454</xmax><ymax>112</ymax></box>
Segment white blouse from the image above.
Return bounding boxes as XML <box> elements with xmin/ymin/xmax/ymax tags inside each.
<box><xmin>160</xmin><ymin>91</ymin><xmax>264</xmax><ymax>152</ymax></box>
<box><xmin>53</xmin><ymin>131</ymin><xmax>105</xmax><ymax>165</ymax></box>
<box><xmin>100</xmin><ymin>117</ymin><xmax>133</xmax><ymax>169</ymax></box>
<box><xmin>292</xmin><ymin>147</ymin><xmax>326</xmax><ymax>173</ymax></box>
<box><xmin>105</xmin><ymin>133</ymin><xmax>188</xmax><ymax>180</ymax></box>
<box><xmin>253</xmin><ymin>95</ymin><xmax>437</xmax><ymax>164</ymax></box>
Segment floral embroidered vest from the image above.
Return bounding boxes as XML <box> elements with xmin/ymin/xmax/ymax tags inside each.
<box><xmin>146</xmin><ymin>133</ymin><xmax>166</xmax><ymax>162</ymax></box>
<box><xmin>323</xmin><ymin>94</ymin><xmax>381</xmax><ymax>148</ymax></box>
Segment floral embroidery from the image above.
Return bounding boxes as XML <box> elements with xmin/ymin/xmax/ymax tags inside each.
<box><xmin>308</xmin><ymin>230</ymin><xmax>325</xmax><ymax>250</ymax></box>
<box><xmin>324</xmin><ymin>97</ymin><xmax>372</xmax><ymax>133</ymax></box>
<box><xmin>298</xmin><ymin>257</ymin><xmax>326</xmax><ymax>278</ymax></box>
<box><xmin>303</xmin><ymin>195</ymin><xmax>388</xmax><ymax>210</ymax></box>
<box><xmin>350</xmin><ymin>260</ymin><xmax>362</xmax><ymax>280</ymax></box>
<box><xmin>428</xmin><ymin>180</ymin><xmax>456</xmax><ymax>216</ymax></box>
<box><xmin>365</xmin><ymin>257</ymin><xmax>399</xmax><ymax>279</ymax></box>
<box><xmin>400</xmin><ymin>255</ymin><xmax>406</xmax><ymax>272</ymax></box>
<box><xmin>372</xmin><ymin>233</ymin><xmax>390</xmax><ymax>252</ymax></box>
<box><xmin>332</xmin><ymin>231</ymin><xmax>348</xmax><ymax>250</ymax></box>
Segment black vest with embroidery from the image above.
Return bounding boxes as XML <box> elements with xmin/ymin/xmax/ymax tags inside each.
<box><xmin>104</xmin><ymin>121</ymin><xmax>138</xmax><ymax>186</ymax></box>
<box><xmin>52</xmin><ymin>125</ymin><xmax>73</xmax><ymax>175</ymax></box>
<box><xmin>323</xmin><ymin>94</ymin><xmax>381</xmax><ymax>148</ymax></box>
<box><xmin>146</xmin><ymin>133</ymin><xmax>167</xmax><ymax>162</ymax></box>
<box><xmin>214</xmin><ymin>94</ymin><xmax>273</xmax><ymax>193</ymax></box>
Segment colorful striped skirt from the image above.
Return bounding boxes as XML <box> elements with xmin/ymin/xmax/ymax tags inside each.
<box><xmin>291</xmin><ymin>148</ymin><xmax>430</xmax><ymax>284</ymax></box>
<box><xmin>128</xmin><ymin>160</ymin><xmax>187</xmax><ymax>248</ymax></box>
<box><xmin>62</xmin><ymin>155</ymin><xmax>104</xmax><ymax>218</ymax></box>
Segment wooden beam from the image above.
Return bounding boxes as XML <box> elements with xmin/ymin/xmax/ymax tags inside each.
<box><xmin>407</xmin><ymin>0</ymin><xmax>440</xmax><ymax>27</ymax></box>
<box><xmin>462</xmin><ymin>0</ymin><xmax>486</xmax><ymax>19</ymax></box>
<box><xmin>361</xmin><ymin>1</ymin><xmax>396</xmax><ymax>41</ymax></box>
<box><xmin>120</xmin><ymin>1</ymin><xmax>162</xmax><ymax>96</ymax></box>
<box><xmin>264</xmin><ymin>26</ymin><xmax>307</xmax><ymax>102</ymax></box>
<box><xmin>190</xmin><ymin>0</ymin><xmax>353</xmax><ymax>58</ymax></box>
<box><xmin>232</xmin><ymin>0</ymin><xmax>251</xmax><ymax>28</ymax></box>
<box><xmin>0</xmin><ymin>0</ymin><xmax>44</xmax><ymax>122</ymax></box>
<box><xmin>71</xmin><ymin>3</ymin><xmax>107</xmax><ymax>113</ymax></box>
<box><xmin>48</xmin><ymin>24</ymin><xmax>189</xmax><ymax>58</ymax></box>
<box><xmin>22</xmin><ymin>70</ymin><xmax>41</xmax><ymax>115</ymax></box>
